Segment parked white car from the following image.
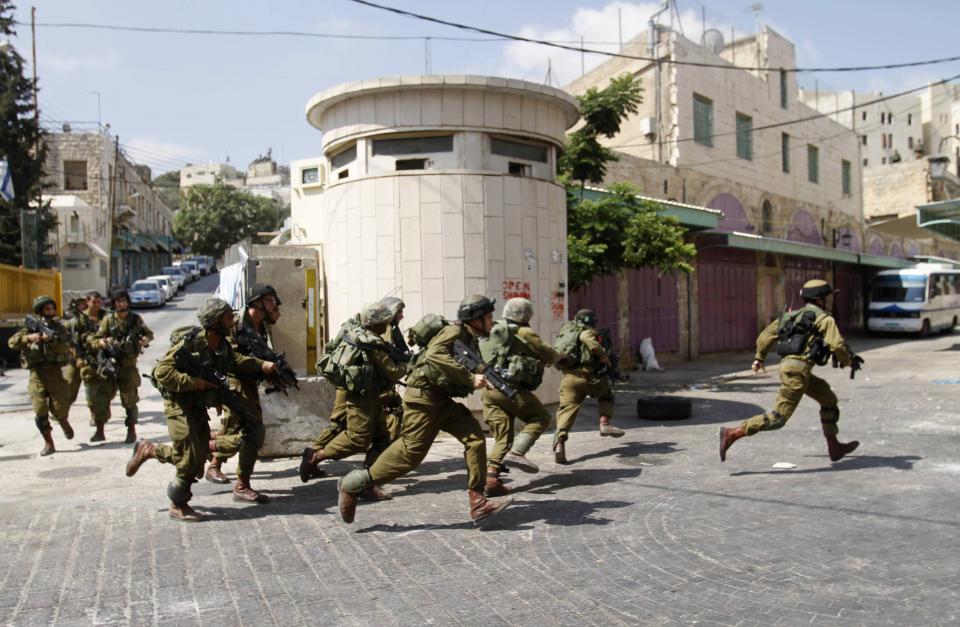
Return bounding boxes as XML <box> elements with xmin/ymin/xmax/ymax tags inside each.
<box><xmin>146</xmin><ymin>275</ymin><xmax>176</xmax><ymax>301</ymax></box>
<box><xmin>176</xmin><ymin>260</ymin><xmax>200</xmax><ymax>280</ymax></box>
<box><xmin>160</xmin><ymin>266</ymin><xmax>186</xmax><ymax>291</ymax></box>
<box><xmin>189</xmin><ymin>256</ymin><xmax>211</xmax><ymax>275</ymax></box>
<box><xmin>129</xmin><ymin>279</ymin><xmax>165</xmax><ymax>308</ymax></box>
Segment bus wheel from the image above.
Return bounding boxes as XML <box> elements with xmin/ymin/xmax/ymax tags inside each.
<box><xmin>920</xmin><ymin>319</ymin><xmax>931</xmax><ymax>338</ymax></box>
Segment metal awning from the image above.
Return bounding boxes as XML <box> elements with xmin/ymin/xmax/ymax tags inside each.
<box><xmin>917</xmin><ymin>198</ymin><xmax>960</xmax><ymax>243</ymax></box>
<box><xmin>702</xmin><ymin>231</ymin><xmax>914</xmax><ymax>269</ymax></box>
<box><xmin>148</xmin><ymin>233</ymin><xmax>170</xmax><ymax>252</ymax></box>
<box><xmin>113</xmin><ymin>232</ymin><xmax>141</xmax><ymax>252</ymax></box>
<box><xmin>135</xmin><ymin>234</ymin><xmax>158</xmax><ymax>251</ymax></box>
<box><xmin>577</xmin><ymin>187</ymin><xmax>722</xmax><ymax>231</ymax></box>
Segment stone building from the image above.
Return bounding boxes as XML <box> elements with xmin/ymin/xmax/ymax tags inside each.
<box><xmin>41</xmin><ymin>132</ymin><xmax>179</xmax><ymax>296</ymax></box>
<box><xmin>289</xmin><ymin>75</ymin><xmax>579</xmax><ymax>394</ymax></box>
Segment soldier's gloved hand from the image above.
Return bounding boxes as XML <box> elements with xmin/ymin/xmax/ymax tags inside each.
<box><xmin>752</xmin><ymin>359</ymin><xmax>766</xmax><ymax>375</ymax></box>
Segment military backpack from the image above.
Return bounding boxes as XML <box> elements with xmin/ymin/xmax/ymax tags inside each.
<box><xmin>553</xmin><ymin>320</ymin><xmax>590</xmax><ymax>369</ymax></box>
<box><xmin>775</xmin><ymin>306</ymin><xmax>830</xmax><ymax>364</ymax></box>
<box><xmin>316</xmin><ymin>322</ymin><xmax>390</xmax><ymax>396</ymax></box>
<box><xmin>480</xmin><ymin>321</ymin><xmax>544</xmax><ymax>390</ymax></box>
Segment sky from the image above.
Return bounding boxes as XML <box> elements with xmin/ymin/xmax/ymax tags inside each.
<box><xmin>7</xmin><ymin>0</ymin><xmax>960</xmax><ymax>178</ymax></box>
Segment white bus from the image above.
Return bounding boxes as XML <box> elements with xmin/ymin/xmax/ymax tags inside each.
<box><xmin>868</xmin><ymin>262</ymin><xmax>960</xmax><ymax>336</ymax></box>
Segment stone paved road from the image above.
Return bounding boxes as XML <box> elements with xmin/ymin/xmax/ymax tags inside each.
<box><xmin>1</xmin><ymin>316</ymin><xmax>958</xmax><ymax>625</ymax></box>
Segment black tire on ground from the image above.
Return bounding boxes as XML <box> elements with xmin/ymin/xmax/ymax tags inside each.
<box><xmin>636</xmin><ymin>395</ymin><xmax>693</xmax><ymax>421</ymax></box>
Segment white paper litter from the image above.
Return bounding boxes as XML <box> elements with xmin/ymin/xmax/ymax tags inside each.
<box><xmin>772</xmin><ymin>462</ymin><xmax>797</xmax><ymax>469</ymax></box>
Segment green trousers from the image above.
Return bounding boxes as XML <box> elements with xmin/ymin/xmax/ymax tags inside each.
<box><xmin>312</xmin><ymin>388</ymin><xmax>392</xmax><ymax>467</ymax></box>
<box><xmin>154</xmin><ymin>405</ymin><xmax>211</xmax><ymax>484</ymax></box>
<box><xmin>63</xmin><ymin>362</ymin><xmax>82</xmax><ymax>406</ymax></box>
<box><xmin>741</xmin><ymin>357</ymin><xmax>841</xmax><ymax>437</ymax></box>
<box><xmin>367</xmin><ymin>387</ymin><xmax>487</xmax><ymax>491</ymax></box>
<box><xmin>87</xmin><ymin>363</ymin><xmax>141</xmax><ymax>425</ymax></box>
<box><xmin>555</xmin><ymin>372</ymin><xmax>615</xmax><ymax>439</ymax></box>
<box><xmin>28</xmin><ymin>365</ymin><xmax>70</xmax><ymax>422</ymax></box>
<box><xmin>482</xmin><ymin>387</ymin><xmax>551</xmax><ymax>469</ymax></box>
<box><xmin>212</xmin><ymin>381</ymin><xmax>265</xmax><ymax>476</ymax></box>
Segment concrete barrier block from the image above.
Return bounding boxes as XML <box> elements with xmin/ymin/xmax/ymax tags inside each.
<box><xmin>259</xmin><ymin>376</ymin><xmax>337</xmax><ymax>457</ymax></box>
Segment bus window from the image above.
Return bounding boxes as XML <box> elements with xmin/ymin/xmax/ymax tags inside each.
<box><xmin>871</xmin><ymin>275</ymin><xmax>926</xmax><ymax>303</ymax></box>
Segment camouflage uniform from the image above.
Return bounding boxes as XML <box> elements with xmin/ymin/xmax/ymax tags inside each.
<box><xmin>555</xmin><ymin>325</ymin><xmax>616</xmax><ymax>442</ymax></box>
<box><xmin>89</xmin><ymin>311</ymin><xmax>154</xmax><ymax>428</ymax></box>
<box><xmin>74</xmin><ymin>309</ymin><xmax>107</xmax><ymax>418</ymax></box>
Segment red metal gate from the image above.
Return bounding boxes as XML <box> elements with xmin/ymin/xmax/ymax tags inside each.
<box><xmin>698</xmin><ymin>249</ymin><xmax>757</xmax><ymax>353</ymax></box>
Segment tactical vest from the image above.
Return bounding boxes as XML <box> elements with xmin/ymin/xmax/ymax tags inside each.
<box><xmin>406</xmin><ymin>325</ymin><xmax>476</xmax><ymax>398</ymax></box>
<box><xmin>149</xmin><ymin>327</ymin><xmax>221</xmax><ymax>409</ymax></box>
<box><xmin>553</xmin><ymin>320</ymin><xmax>592</xmax><ymax>370</ymax></box>
<box><xmin>480</xmin><ymin>321</ymin><xmax>544</xmax><ymax>390</ymax></box>
<box><xmin>103</xmin><ymin>312</ymin><xmax>146</xmax><ymax>365</ymax></box>
<box><xmin>317</xmin><ymin>324</ymin><xmax>393</xmax><ymax>396</ymax></box>
<box><xmin>775</xmin><ymin>304</ymin><xmax>830</xmax><ymax>364</ymax></box>
<box><xmin>16</xmin><ymin>319</ymin><xmax>70</xmax><ymax>368</ymax></box>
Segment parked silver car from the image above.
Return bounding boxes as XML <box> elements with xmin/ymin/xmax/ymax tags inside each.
<box><xmin>146</xmin><ymin>275</ymin><xmax>176</xmax><ymax>301</ymax></box>
<box><xmin>129</xmin><ymin>279</ymin><xmax>165</xmax><ymax>308</ymax></box>
<box><xmin>160</xmin><ymin>266</ymin><xmax>186</xmax><ymax>291</ymax></box>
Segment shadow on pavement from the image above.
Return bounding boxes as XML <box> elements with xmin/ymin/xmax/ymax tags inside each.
<box><xmin>729</xmin><ymin>454</ymin><xmax>921</xmax><ymax>476</ymax></box>
<box><xmin>520</xmin><ymin>465</ymin><xmax>644</xmax><ymax>495</ymax></box>
<box><xmin>638</xmin><ymin>397</ymin><xmax>767</xmax><ymax>426</ymax></box>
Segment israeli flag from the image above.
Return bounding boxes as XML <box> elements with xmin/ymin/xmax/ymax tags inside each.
<box><xmin>0</xmin><ymin>156</ymin><xmax>14</xmax><ymax>202</ymax></box>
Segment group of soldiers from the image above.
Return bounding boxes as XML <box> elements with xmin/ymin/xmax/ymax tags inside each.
<box><xmin>13</xmin><ymin>277</ymin><xmax>862</xmax><ymax>525</ymax></box>
<box><xmin>8</xmin><ymin>289</ymin><xmax>153</xmax><ymax>456</ymax></box>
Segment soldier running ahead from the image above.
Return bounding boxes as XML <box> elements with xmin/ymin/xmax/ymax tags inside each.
<box><xmin>719</xmin><ymin>279</ymin><xmax>860</xmax><ymax>463</ymax></box>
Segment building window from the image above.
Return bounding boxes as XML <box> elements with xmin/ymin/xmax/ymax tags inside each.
<box><xmin>882</xmin><ymin>134</ymin><xmax>887</xmax><ymax>149</ymax></box>
<box><xmin>779</xmin><ymin>69</ymin><xmax>788</xmax><ymax>109</ymax></box>
<box><xmin>490</xmin><ymin>137</ymin><xmax>548</xmax><ymax>162</ymax></box>
<box><xmin>330</xmin><ymin>145</ymin><xmax>357</xmax><ymax>169</ymax></box>
<box><xmin>781</xmin><ymin>133</ymin><xmax>790</xmax><ymax>173</ymax></box>
<box><xmin>64</xmin><ymin>160</ymin><xmax>88</xmax><ymax>191</ymax></box>
<box><xmin>761</xmin><ymin>200</ymin><xmax>773</xmax><ymax>233</ymax></box>
<box><xmin>301</xmin><ymin>167</ymin><xmax>319</xmax><ymax>184</ymax></box>
<box><xmin>882</xmin><ymin>157</ymin><xmax>887</xmax><ymax>165</ymax></box>
<box><xmin>372</xmin><ymin>135</ymin><xmax>453</xmax><ymax>156</ymax></box>
<box><xmin>907</xmin><ymin>113</ymin><xmax>912</xmax><ymax>126</ymax></box>
<box><xmin>862</xmin><ymin>111</ymin><xmax>867</xmax><ymax>122</ymax></box>
<box><xmin>861</xmin><ymin>135</ymin><xmax>867</xmax><ymax>146</ymax></box>
<box><xmin>863</xmin><ymin>158</ymin><xmax>868</xmax><ymax>166</ymax></box>
<box><xmin>807</xmin><ymin>145</ymin><xmax>819</xmax><ymax>183</ymax></box>
<box><xmin>508</xmin><ymin>162</ymin><xmax>531</xmax><ymax>176</ymax></box>
<box><xmin>908</xmin><ymin>137</ymin><xmax>914</xmax><ymax>149</ymax></box>
<box><xmin>842</xmin><ymin>159</ymin><xmax>851</xmax><ymax>196</ymax></box>
<box><xmin>69</xmin><ymin>214</ymin><xmax>79</xmax><ymax>234</ymax></box>
<box><xmin>396</xmin><ymin>158</ymin><xmax>427</xmax><ymax>171</ymax></box>
<box><xmin>735</xmin><ymin>113</ymin><xmax>752</xmax><ymax>160</ymax></box>
<box><xmin>338</xmin><ymin>169</ymin><xmax>349</xmax><ymax>180</ymax></box>
<box><xmin>693</xmin><ymin>93</ymin><xmax>713</xmax><ymax>147</ymax></box>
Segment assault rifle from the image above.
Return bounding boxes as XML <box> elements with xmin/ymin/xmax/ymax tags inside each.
<box><xmin>97</xmin><ymin>318</ymin><xmax>148</xmax><ymax>380</ymax></box>
<box><xmin>832</xmin><ymin>349</ymin><xmax>865</xmax><ymax>380</ymax></box>
<box><xmin>172</xmin><ymin>339</ymin><xmax>259</xmax><ymax>442</ymax></box>
<box><xmin>235</xmin><ymin>323</ymin><xmax>300</xmax><ymax>394</ymax></box>
<box><xmin>24</xmin><ymin>314</ymin><xmax>60</xmax><ymax>343</ymax></box>
<box><xmin>595</xmin><ymin>327</ymin><xmax>629</xmax><ymax>384</ymax></box>
<box><xmin>451</xmin><ymin>339</ymin><xmax>517</xmax><ymax>399</ymax></box>
<box><xmin>343</xmin><ymin>333</ymin><xmax>412</xmax><ymax>365</ymax></box>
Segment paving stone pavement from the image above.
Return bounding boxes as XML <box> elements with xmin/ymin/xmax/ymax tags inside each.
<box><xmin>1</xmin><ymin>326</ymin><xmax>958</xmax><ymax>626</ymax></box>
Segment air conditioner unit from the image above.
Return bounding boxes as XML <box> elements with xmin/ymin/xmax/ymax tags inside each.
<box><xmin>638</xmin><ymin>116</ymin><xmax>657</xmax><ymax>140</ymax></box>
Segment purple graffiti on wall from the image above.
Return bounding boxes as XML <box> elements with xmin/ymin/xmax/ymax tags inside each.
<box><xmin>707</xmin><ymin>194</ymin><xmax>753</xmax><ymax>233</ymax></box>
<box><xmin>787</xmin><ymin>211</ymin><xmax>822</xmax><ymax>245</ymax></box>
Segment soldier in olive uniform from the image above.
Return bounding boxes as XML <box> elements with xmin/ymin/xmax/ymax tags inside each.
<box><xmin>300</xmin><ymin>302</ymin><xmax>407</xmax><ymax>501</ymax></box>
<box><xmin>203</xmin><ymin>284</ymin><xmax>282</xmax><ymax>504</ymax></box>
<box><xmin>479</xmin><ymin>298</ymin><xmax>566</xmax><ymax>496</ymax></box>
<box><xmin>89</xmin><ymin>290</ymin><xmax>154</xmax><ymax>443</ymax></box>
<box><xmin>336</xmin><ymin>295</ymin><xmax>513</xmax><ymax>525</ymax></box>
<box><xmin>8</xmin><ymin>296</ymin><xmax>74</xmax><ymax>455</ymax></box>
<box><xmin>74</xmin><ymin>291</ymin><xmax>108</xmax><ymax>427</ymax></box>
<box><xmin>719</xmin><ymin>279</ymin><xmax>860</xmax><ymax>462</ymax></box>
<box><xmin>553</xmin><ymin>309</ymin><xmax>624</xmax><ymax>464</ymax></box>
<box><xmin>379</xmin><ymin>296</ymin><xmax>410</xmax><ymax>443</ymax></box>
<box><xmin>124</xmin><ymin>298</ymin><xmax>278</xmax><ymax>522</ymax></box>
<box><xmin>62</xmin><ymin>297</ymin><xmax>88</xmax><ymax>409</ymax></box>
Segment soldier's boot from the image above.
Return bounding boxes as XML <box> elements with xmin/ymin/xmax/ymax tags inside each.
<box><xmin>125</xmin><ymin>439</ymin><xmax>156</xmax><ymax>477</ymax></box>
<box><xmin>298</xmin><ymin>447</ymin><xmax>329</xmax><ymax>483</ymax></box>
<box><xmin>58</xmin><ymin>419</ymin><xmax>74</xmax><ymax>440</ymax></box>
<box><xmin>124</xmin><ymin>406</ymin><xmax>138</xmax><ymax>444</ymax></box>
<box><xmin>205</xmin><ymin>457</ymin><xmax>230</xmax><ymax>484</ymax></box>
<box><xmin>359</xmin><ymin>484</ymin><xmax>393</xmax><ymax>501</ymax></box>
<box><xmin>337</xmin><ymin>469</ymin><xmax>372</xmax><ymax>523</ymax></box>
<box><xmin>233</xmin><ymin>475</ymin><xmax>269</xmax><ymax>504</ymax></box>
<box><xmin>825</xmin><ymin>434</ymin><xmax>859</xmax><ymax>462</ymax></box>
<box><xmin>719</xmin><ymin>426</ymin><xmax>745</xmax><ymax>462</ymax></box>
<box><xmin>168</xmin><ymin>503</ymin><xmax>203</xmax><ymax>522</ymax></box>
<box><xmin>468</xmin><ymin>488</ymin><xmax>513</xmax><ymax>523</ymax></box>
<box><xmin>90</xmin><ymin>422</ymin><xmax>106</xmax><ymax>442</ymax></box>
<box><xmin>88</xmin><ymin>406</ymin><xmax>96</xmax><ymax>428</ymax></box>
<box><xmin>553</xmin><ymin>433</ymin><xmax>568</xmax><ymax>465</ymax></box>
<box><xmin>503</xmin><ymin>433</ymin><xmax>539</xmax><ymax>473</ymax></box>
<box><xmin>40</xmin><ymin>430</ymin><xmax>56</xmax><ymax>457</ymax></box>
<box><xmin>484</xmin><ymin>467</ymin><xmax>512</xmax><ymax>497</ymax></box>
<box><xmin>599</xmin><ymin>415</ymin><xmax>624</xmax><ymax>437</ymax></box>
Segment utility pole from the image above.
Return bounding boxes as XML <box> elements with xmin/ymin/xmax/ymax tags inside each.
<box><xmin>107</xmin><ymin>136</ymin><xmax>119</xmax><ymax>292</ymax></box>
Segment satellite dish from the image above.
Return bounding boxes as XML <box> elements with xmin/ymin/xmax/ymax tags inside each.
<box><xmin>701</xmin><ymin>29</ymin><xmax>725</xmax><ymax>55</ymax></box>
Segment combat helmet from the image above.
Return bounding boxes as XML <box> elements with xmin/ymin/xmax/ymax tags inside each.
<box><xmin>574</xmin><ymin>308</ymin><xmax>598</xmax><ymax>327</ymax></box>
<box><xmin>197</xmin><ymin>297</ymin><xmax>233</xmax><ymax>329</ymax></box>
<box><xmin>32</xmin><ymin>295</ymin><xmax>56</xmax><ymax>314</ymax></box>
<box><xmin>800</xmin><ymin>279</ymin><xmax>835</xmax><ymax>301</ymax></box>
<box><xmin>360</xmin><ymin>301</ymin><xmax>394</xmax><ymax>328</ymax></box>
<box><xmin>380</xmin><ymin>296</ymin><xmax>405</xmax><ymax>319</ymax></box>
<box><xmin>110</xmin><ymin>289</ymin><xmax>130</xmax><ymax>306</ymax></box>
<box><xmin>503</xmin><ymin>297</ymin><xmax>533</xmax><ymax>324</ymax></box>
<box><xmin>246</xmin><ymin>283</ymin><xmax>281</xmax><ymax>306</ymax></box>
<box><xmin>457</xmin><ymin>295</ymin><xmax>495</xmax><ymax>322</ymax></box>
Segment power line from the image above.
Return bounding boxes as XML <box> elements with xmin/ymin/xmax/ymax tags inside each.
<box><xmin>347</xmin><ymin>0</ymin><xmax>960</xmax><ymax>74</ymax></box>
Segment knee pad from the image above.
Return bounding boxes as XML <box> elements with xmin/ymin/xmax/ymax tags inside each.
<box><xmin>167</xmin><ymin>479</ymin><xmax>193</xmax><ymax>505</ymax></box>
<box><xmin>762</xmin><ymin>410</ymin><xmax>788</xmax><ymax>431</ymax></box>
<box><xmin>34</xmin><ymin>414</ymin><xmax>52</xmax><ymax>433</ymax></box>
<box><xmin>511</xmin><ymin>432</ymin><xmax>535</xmax><ymax>456</ymax></box>
<box><xmin>341</xmin><ymin>468</ymin><xmax>373</xmax><ymax>494</ymax></box>
<box><xmin>820</xmin><ymin>406</ymin><xmax>839</xmax><ymax>424</ymax></box>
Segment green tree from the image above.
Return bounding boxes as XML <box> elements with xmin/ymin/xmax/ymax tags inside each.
<box><xmin>173</xmin><ymin>183</ymin><xmax>280</xmax><ymax>258</ymax></box>
<box><xmin>561</xmin><ymin>74</ymin><xmax>695</xmax><ymax>365</ymax></box>
<box><xmin>152</xmin><ymin>169</ymin><xmax>181</xmax><ymax>212</ymax></box>
<box><xmin>0</xmin><ymin>0</ymin><xmax>55</xmax><ymax>267</ymax></box>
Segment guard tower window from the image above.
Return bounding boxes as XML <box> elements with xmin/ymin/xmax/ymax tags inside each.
<box><xmin>396</xmin><ymin>158</ymin><xmax>428</xmax><ymax>171</ymax></box>
<box><xmin>508</xmin><ymin>162</ymin><xmax>531</xmax><ymax>176</ymax></box>
<box><xmin>331</xmin><ymin>145</ymin><xmax>356</xmax><ymax>170</ymax></box>
<box><xmin>491</xmin><ymin>137</ymin><xmax>548</xmax><ymax>162</ymax></box>
<box><xmin>372</xmin><ymin>135</ymin><xmax>453</xmax><ymax>155</ymax></box>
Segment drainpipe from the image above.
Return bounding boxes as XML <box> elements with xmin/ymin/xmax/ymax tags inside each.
<box><xmin>650</xmin><ymin>2</ymin><xmax>669</xmax><ymax>164</ymax></box>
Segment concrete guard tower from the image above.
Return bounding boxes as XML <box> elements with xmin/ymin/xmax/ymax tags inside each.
<box><xmin>291</xmin><ymin>75</ymin><xmax>580</xmax><ymax>372</ymax></box>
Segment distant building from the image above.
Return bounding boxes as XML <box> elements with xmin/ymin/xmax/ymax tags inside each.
<box><xmin>179</xmin><ymin>162</ymin><xmax>244</xmax><ymax>188</ymax></box>
<box><xmin>42</xmin><ymin>131</ymin><xmax>180</xmax><ymax>296</ymax></box>
<box><xmin>245</xmin><ymin>149</ymin><xmax>290</xmax><ymax>206</ymax></box>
